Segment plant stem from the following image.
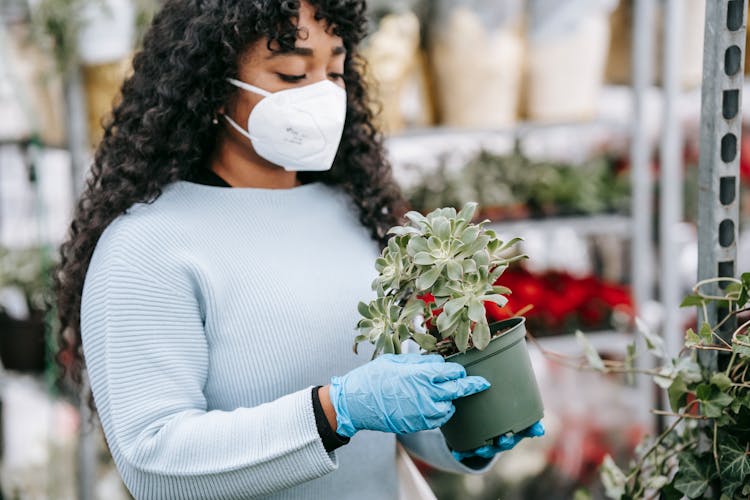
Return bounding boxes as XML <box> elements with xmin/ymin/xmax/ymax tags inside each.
<box><xmin>650</xmin><ymin>409</ymin><xmax>709</xmax><ymax>420</ymax></box>
<box><xmin>635</xmin><ymin>414</ymin><xmax>686</xmax><ymax>471</ymax></box>
<box><xmin>725</xmin><ymin>352</ymin><xmax>738</xmax><ymax>377</ymax></box>
<box><xmin>713</xmin><ymin>421</ymin><xmax>720</xmax><ymax>476</ymax></box>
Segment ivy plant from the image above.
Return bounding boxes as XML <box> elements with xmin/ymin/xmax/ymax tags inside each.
<box><xmin>354</xmin><ymin>202</ymin><xmax>525</xmax><ymax>358</ymax></box>
<box><xmin>557</xmin><ymin>273</ymin><xmax>750</xmax><ymax>499</ymax></box>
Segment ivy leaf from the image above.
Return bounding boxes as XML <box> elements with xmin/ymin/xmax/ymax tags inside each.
<box><xmin>668</xmin><ymin>373</ymin><xmax>689</xmax><ymax>412</ymax></box>
<box><xmin>658</xmin><ymin>483</ymin><xmax>685</xmax><ymax>500</ymax></box>
<box><xmin>624</xmin><ymin>342</ymin><xmax>636</xmax><ymax>385</ymax></box>
<box><xmin>680</xmin><ymin>294</ymin><xmax>705</xmax><ymax>307</ymax></box>
<box><xmin>674</xmin><ymin>453</ymin><xmax>713</xmax><ymax>499</ymax></box>
<box><xmin>600</xmin><ymin>455</ymin><xmax>627</xmax><ymax>499</ymax></box>
<box><xmin>732</xmin><ymin>334</ymin><xmax>750</xmax><ymax>358</ymax></box>
<box><xmin>719</xmin><ymin>434</ymin><xmax>750</xmax><ymax>498</ymax></box>
<box><xmin>711</xmin><ymin>372</ymin><xmax>733</xmax><ymax>392</ymax></box>
<box><xmin>685</xmin><ymin>328</ymin><xmax>701</xmax><ymax>348</ymax></box>
<box><xmin>699</xmin><ymin>322</ymin><xmax>714</xmax><ymax>344</ymax></box>
<box><xmin>696</xmin><ymin>383</ymin><xmax>733</xmax><ymax>418</ymax></box>
<box><xmin>576</xmin><ymin>331</ymin><xmax>605</xmax><ymax>372</ymax></box>
<box><xmin>636</xmin><ymin>318</ymin><xmax>665</xmax><ymax>358</ymax></box>
<box><xmin>572</xmin><ymin>489</ymin><xmax>592</xmax><ymax>500</ymax></box>
<box><xmin>739</xmin><ymin>272</ymin><xmax>750</xmax><ymax>307</ymax></box>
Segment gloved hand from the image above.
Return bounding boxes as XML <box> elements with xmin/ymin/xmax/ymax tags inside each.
<box><xmin>451</xmin><ymin>421</ymin><xmax>545</xmax><ymax>462</ymax></box>
<box><xmin>329</xmin><ymin>353</ymin><xmax>490</xmax><ymax>438</ymax></box>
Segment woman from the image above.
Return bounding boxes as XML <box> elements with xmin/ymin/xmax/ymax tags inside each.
<box><xmin>55</xmin><ymin>1</ymin><xmax>542</xmax><ymax>498</ymax></box>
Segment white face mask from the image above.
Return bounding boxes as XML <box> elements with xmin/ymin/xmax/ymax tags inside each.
<box><xmin>223</xmin><ymin>78</ymin><xmax>347</xmax><ymax>172</ymax></box>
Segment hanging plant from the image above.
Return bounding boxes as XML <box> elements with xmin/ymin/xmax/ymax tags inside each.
<box><xmin>556</xmin><ymin>274</ymin><xmax>750</xmax><ymax>499</ymax></box>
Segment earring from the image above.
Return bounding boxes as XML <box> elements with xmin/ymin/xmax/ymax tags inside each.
<box><xmin>212</xmin><ymin>116</ymin><xmax>219</xmax><ymax>125</ymax></box>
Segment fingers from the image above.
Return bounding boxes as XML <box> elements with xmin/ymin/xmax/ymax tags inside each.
<box><xmin>523</xmin><ymin>421</ymin><xmax>546</xmax><ymax>437</ymax></box>
<box><xmin>430</xmin><ymin>376</ymin><xmax>491</xmax><ymax>401</ymax></box>
<box><xmin>381</xmin><ymin>353</ymin><xmax>445</xmax><ymax>364</ymax></box>
<box><xmin>425</xmin><ymin>362</ymin><xmax>466</xmax><ymax>382</ymax></box>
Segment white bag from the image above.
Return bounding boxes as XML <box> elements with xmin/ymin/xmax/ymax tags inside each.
<box><xmin>396</xmin><ymin>443</ymin><xmax>437</xmax><ymax>500</ymax></box>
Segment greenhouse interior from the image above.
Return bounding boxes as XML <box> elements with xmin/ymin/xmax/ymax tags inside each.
<box><xmin>1</xmin><ymin>0</ymin><xmax>749</xmax><ymax>498</ymax></box>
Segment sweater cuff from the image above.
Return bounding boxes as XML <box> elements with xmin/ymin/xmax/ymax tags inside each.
<box><xmin>311</xmin><ymin>386</ymin><xmax>350</xmax><ymax>452</ymax></box>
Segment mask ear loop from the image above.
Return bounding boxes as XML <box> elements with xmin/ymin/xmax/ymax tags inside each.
<box><xmin>221</xmin><ymin>77</ymin><xmax>272</xmax><ymax>141</ymax></box>
<box><xmin>226</xmin><ymin>78</ymin><xmax>272</xmax><ymax>97</ymax></box>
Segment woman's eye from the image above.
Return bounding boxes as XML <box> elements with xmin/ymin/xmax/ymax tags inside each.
<box><xmin>276</xmin><ymin>73</ymin><xmax>306</xmax><ymax>83</ymax></box>
<box><xmin>329</xmin><ymin>72</ymin><xmax>345</xmax><ymax>81</ymax></box>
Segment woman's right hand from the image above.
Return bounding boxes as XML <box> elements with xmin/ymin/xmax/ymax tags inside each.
<box><xmin>328</xmin><ymin>353</ymin><xmax>490</xmax><ymax>438</ymax></box>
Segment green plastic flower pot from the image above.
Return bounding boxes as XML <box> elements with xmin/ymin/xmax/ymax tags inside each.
<box><xmin>440</xmin><ymin>317</ymin><xmax>544</xmax><ymax>452</ymax></box>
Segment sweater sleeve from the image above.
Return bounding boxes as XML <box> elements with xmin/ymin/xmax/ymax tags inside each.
<box><xmin>80</xmin><ymin>224</ymin><xmax>338</xmax><ymax>499</ymax></box>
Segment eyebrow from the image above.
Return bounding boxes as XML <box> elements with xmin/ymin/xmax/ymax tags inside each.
<box><xmin>267</xmin><ymin>46</ymin><xmax>346</xmax><ymax>59</ymax></box>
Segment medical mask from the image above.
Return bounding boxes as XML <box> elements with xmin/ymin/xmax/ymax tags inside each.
<box><xmin>223</xmin><ymin>78</ymin><xmax>347</xmax><ymax>172</ymax></box>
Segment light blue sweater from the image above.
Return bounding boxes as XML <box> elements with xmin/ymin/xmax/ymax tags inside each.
<box><xmin>80</xmin><ymin>180</ymin><xmax>487</xmax><ymax>499</ymax></box>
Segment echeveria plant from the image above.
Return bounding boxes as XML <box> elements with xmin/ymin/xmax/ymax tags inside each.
<box><xmin>355</xmin><ymin>202</ymin><xmax>525</xmax><ymax>358</ymax></box>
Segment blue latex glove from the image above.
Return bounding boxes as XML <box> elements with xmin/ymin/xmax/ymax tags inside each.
<box><xmin>451</xmin><ymin>421</ymin><xmax>546</xmax><ymax>462</ymax></box>
<box><xmin>329</xmin><ymin>353</ymin><xmax>491</xmax><ymax>438</ymax></box>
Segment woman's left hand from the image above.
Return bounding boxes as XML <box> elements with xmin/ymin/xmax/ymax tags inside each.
<box><xmin>451</xmin><ymin>421</ymin><xmax>545</xmax><ymax>461</ymax></box>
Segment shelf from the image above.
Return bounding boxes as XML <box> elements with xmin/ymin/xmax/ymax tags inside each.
<box><xmin>487</xmin><ymin>214</ymin><xmax>632</xmax><ymax>238</ymax></box>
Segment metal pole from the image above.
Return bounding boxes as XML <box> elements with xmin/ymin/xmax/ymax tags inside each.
<box><xmin>659</xmin><ymin>0</ymin><xmax>684</xmax><ymax>360</ymax></box>
<box><xmin>63</xmin><ymin>66</ymin><xmax>96</xmax><ymax>500</ymax></box>
<box><xmin>697</xmin><ymin>0</ymin><xmax>745</xmax><ymax>354</ymax></box>
<box><xmin>631</xmin><ymin>0</ymin><xmax>657</xmax><ymax>426</ymax></box>
<box><xmin>631</xmin><ymin>0</ymin><xmax>656</xmax><ymax>314</ymax></box>
<box><xmin>63</xmin><ymin>66</ymin><xmax>89</xmax><ymax>199</ymax></box>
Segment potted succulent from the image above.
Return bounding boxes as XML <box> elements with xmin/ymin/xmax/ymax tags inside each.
<box><xmin>354</xmin><ymin>202</ymin><xmax>545</xmax><ymax>452</ymax></box>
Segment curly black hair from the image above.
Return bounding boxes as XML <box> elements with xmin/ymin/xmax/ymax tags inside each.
<box><xmin>54</xmin><ymin>0</ymin><xmax>407</xmax><ymax>389</ymax></box>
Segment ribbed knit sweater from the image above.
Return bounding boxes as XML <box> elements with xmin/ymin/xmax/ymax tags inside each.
<box><xmin>80</xmin><ymin>180</ymin><xmax>486</xmax><ymax>500</ymax></box>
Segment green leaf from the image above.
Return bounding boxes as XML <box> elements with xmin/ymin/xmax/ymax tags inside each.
<box><xmin>405</xmin><ymin>210</ymin><xmax>428</xmax><ymax>228</ymax></box>
<box><xmin>668</xmin><ymin>373</ymin><xmax>688</xmax><ymax>412</ymax></box>
<box><xmin>572</xmin><ymin>489</ymin><xmax>592</xmax><ymax>500</ymax></box>
<box><xmin>636</xmin><ymin>317</ymin><xmax>665</xmax><ymax>358</ymax></box>
<box><xmin>444</xmin><ymin>296</ymin><xmax>469</xmax><ymax>317</ymax></box>
<box><xmin>446</xmin><ymin>260</ymin><xmax>463</xmax><ymax>281</ymax></box>
<box><xmin>457</xmin><ymin>202</ymin><xmax>478</xmax><ymax>222</ymax></box>
<box><xmin>467</xmin><ymin>299</ymin><xmax>485</xmax><ymax>323</ymax></box>
<box><xmin>461</xmin><ymin>259</ymin><xmax>477</xmax><ymax>275</ymax></box>
<box><xmin>680</xmin><ymin>294</ymin><xmax>705</xmax><ymax>307</ymax></box>
<box><xmin>711</xmin><ymin>372</ymin><xmax>733</xmax><ymax>391</ymax></box>
<box><xmin>433</xmin><ymin>217</ymin><xmax>451</xmax><ymax>240</ymax></box>
<box><xmin>674</xmin><ymin>453</ymin><xmax>713</xmax><ymax>499</ymax></box>
<box><xmin>472</xmin><ymin>319</ymin><xmax>491</xmax><ymax>350</ymax></box>
<box><xmin>436</xmin><ymin>307</ymin><xmax>462</xmax><ymax>333</ymax></box>
<box><xmin>482</xmin><ymin>293</ymin><xmax>509</xmax><ymax>307</ymax></box>
<box><xmin>358</xmin><ymin>301</ymin><xmax>372</xmax><ymax>319</ymax></box>
<box><xmin>460</xmin><ymin>226</ymin><xmax>480</xmax><ymax>246</ymax></box>
<box><xmin>696</xmin><ymin>383</ymin><xmax>733</xmax><ymax>418</ymax></box>
<box><xmin>719</xmin><ymin>434</ymin><xmax>750</xmax><ymax>497</ymax></box>
<box><xmin>406</xmin><ymin>237</ymin><xmax>429</xmax><ymax>256</ymax></box>
<box><xmin>600</xmin><ymin>455</ymin><xmax>627</xmax><ymax>499</ymax></box>
<box><xmin>454</xmin><ymin>320</ymin><xmax>470</xmax><ymax>352</ymax></box>
<box><xmin>624</xmin><ymin>342</ymin><xmax>636</xmax><ymax>385</ymax></box>
<box><xmin>732</xmin><ymin>334</ymin><xmax>750</xmax><ymax>358</ymax></box>
<box><xmin>414</xmin><ymin>252</ymin><xmax>436</xmax><ymax>265</ymax></box>
<box><xmin>685</xmin><ymin>328</ymin><xmax>701</xmax><ymax>348</ymax></box>
<box><xmin>416</xmin><ymin>264</ymin><xmax>443</xmax><ymax>291</ymax></box>
<box><xmin>576</xmin><ymin>331</ymin><xmax>605</xmax><ymax>371</ymax></box>
<box><xmin>699</xmin><ymin>322</ymin><xmax>714</xmax><ymax>344</ymax></box>
<box><xmin>412</xmin><ymin>332</ymin><xmax>437</xmax><ymax>352</ymax></box>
